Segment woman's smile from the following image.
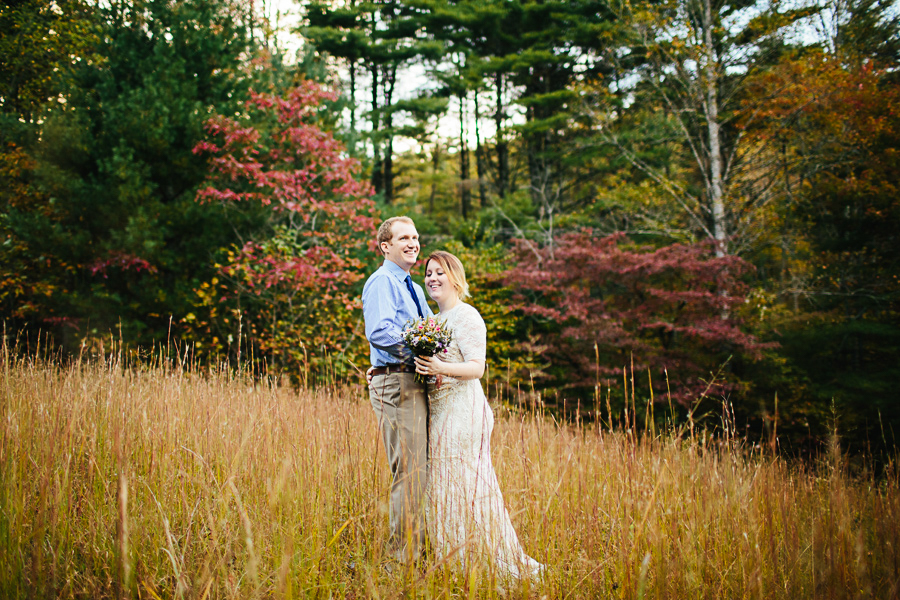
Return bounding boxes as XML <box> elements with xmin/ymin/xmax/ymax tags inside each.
<box><xmin>424</xmin><ymin>259</ymin><xmax>458</xmax><ymax>311</ymax></box>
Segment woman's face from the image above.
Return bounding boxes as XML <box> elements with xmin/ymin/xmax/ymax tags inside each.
<box><xmin>424</xmin><ymin>259</ymin><xmax>454</xmax><ymax>303</ymax></box>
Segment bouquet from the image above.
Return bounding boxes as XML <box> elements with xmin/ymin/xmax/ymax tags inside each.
<box><xmin>401</xmin><ymin>316</ymin><xmax>452</xmax><ymax>383</ymax></box>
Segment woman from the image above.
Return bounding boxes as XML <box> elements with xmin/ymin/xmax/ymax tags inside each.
<box><xmin>414</xmin><ymin>250</ymin><xmax>543</xmax><ymax>580</ymax></box>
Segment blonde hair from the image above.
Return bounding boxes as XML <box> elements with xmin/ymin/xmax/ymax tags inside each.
<box><xmin>377</xmin><ymin>216</ymin><xmax>415</xmax><ymax>253</ymax></box>
<box><xmin>425</xmin><ymin>251</ymin><xmax>470</xmax><ymax>300</ymax></box>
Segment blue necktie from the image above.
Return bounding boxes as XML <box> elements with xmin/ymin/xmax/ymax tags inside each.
<box><xmin>405</xmin><ymin>275</ymin><xmax>424</xmax><ymax>319</ymax></box>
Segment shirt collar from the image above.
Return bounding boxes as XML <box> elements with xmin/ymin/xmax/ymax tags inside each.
<box><xmin>383</xmin><ymin>258</ymin><xmax>413</xmax><ymax>281</ymax></box>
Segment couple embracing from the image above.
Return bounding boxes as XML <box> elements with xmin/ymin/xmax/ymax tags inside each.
<box><xmin>362</xmin><ymin>216</ymin><xmax>543</xmax><ymax>580</ymax></box>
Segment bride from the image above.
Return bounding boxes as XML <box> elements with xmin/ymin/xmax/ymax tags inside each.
<box><xmin>413</xmin><ymin>250</ymin><xmax>543</xmax><ymax>580</ymax></box>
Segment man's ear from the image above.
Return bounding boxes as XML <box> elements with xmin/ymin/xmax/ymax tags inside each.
<box><xmin>379</xmin><ymin>241</ymin><xmax>389</xmax><ymax>255</ymax></box>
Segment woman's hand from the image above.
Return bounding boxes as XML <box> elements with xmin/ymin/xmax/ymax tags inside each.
<box><xmin>414</xmin><ymin>354</ymin><xmax>445</xmax><ymax>377</ymax></box>
<box><xmin>416</xmin><ymin>354</ymin><xmax>486</xmax><ymax>381</ymax></box>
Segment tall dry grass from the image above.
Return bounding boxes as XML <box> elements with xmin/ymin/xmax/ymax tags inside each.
<box><xmin>1</xmin><ymin>341</ymin><xmax>899</xmax><ymax>599</ymax></box>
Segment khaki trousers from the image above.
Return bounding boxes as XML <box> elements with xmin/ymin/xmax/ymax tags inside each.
<box><xmin>369</xmin><ymin>372</ymin><xmax>428</xmax><ymax>563</ymax></box>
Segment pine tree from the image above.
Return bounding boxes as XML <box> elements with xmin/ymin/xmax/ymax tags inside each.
<box><xmin>304</xmin><ymin>0</ymin><xmax>443</xmax><ymax>203</ymax></box>
<box><xmin>1</xmin><ymin>0</ymin><xmax>256</xmax><ymax>347</ymax></box>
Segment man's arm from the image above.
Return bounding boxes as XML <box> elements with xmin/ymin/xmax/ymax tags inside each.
<box><xmin>363</xmin><ymin>275</ymin><xmax>412</xmax><ymax>362</ymax></box>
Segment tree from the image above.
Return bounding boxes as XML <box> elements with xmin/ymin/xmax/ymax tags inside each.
<box><xmin>0</xmin><ymin>0</ymin><xmax>95</xmax><ymax>335</ymax></box>
<box><xmin>421</xmin><ymin>0</ymin><xmax>624</xmax><ymax>228</ymax></box>
<box><xmin>588</xmin><ymin>0</ymin><xmax>817</xmax><ymax>257</ymax></box>
<box><xmin>304</xmin><ymin>0</ymin><xmax>443</xmax><ymax>203</ymax></box>
<box><xmin>505</xmin><ymin>231</ymin><xmax>767</xmax><ymax>404</ymax></box>
<box><xmin>742</xmin><ymin>45</ymin><xmax>900</xmax><ymax>446</ymax></box>
<box><xmin>188</xmin><ymin>81</ymin><xmax>378</xmax><ymax>376</ymax></box>
<box><xmin>0</xmin><ymin>0</ymin><xmax>92</xmax><ymax>124</ymax></box>
<box><xmin>815</xmin><ymin>0</ymin><xmax>900</xmax><ymax>67</ymax></box>
<box><xmin>306</xmin><ymin>0</ymin><xmax>626</xmax><ymax>225</ymax></box>
<box><xmin>1</xmin><ymin>0</ymin><xmax>254</xmax><ymax>348</ymax></box>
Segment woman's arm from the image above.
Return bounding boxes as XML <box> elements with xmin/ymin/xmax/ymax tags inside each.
<box><xmin>414</xmin><ymin>354</ymin><xmax>484</xmax><ymax>380</ymax></box>
<box><xmin>416</xmin><ymin>304</ymin><xmax>487</xmax><ymax>380</ymax></box>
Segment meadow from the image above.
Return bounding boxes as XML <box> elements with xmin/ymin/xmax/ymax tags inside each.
<box><xmin>1</xmin><ymin>341</ymin><xmax>898</xmax><ymax>599</ymax></box>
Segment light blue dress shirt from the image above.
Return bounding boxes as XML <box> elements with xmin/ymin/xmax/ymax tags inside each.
<box><xmin>363</xmin><ymin>259</ymin><xmax>434</xmax><ymax>367</ymax></box>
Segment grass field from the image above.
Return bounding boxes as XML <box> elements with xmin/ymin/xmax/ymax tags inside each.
<box><xmin>1</xmin><ymin>343</ymin><xmax>899</xmax><ymax>599</ymax></box>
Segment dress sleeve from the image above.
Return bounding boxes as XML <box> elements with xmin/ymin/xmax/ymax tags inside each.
<box><xmin>455</xmin><ymin>305</ymin><xmax>487</xmax><ymax>363</ymax></box>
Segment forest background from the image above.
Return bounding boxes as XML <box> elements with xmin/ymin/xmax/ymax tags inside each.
<box><xmin>2</xmin><ymin>0</ymin><xmax>898</xmax><ymax>457</ymax></box>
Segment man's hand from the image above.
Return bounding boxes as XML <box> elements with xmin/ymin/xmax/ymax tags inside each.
<box><xmin>366</xmin><ymin>366</ymin><xmax>375</xmax><ymax>385</ymax></box>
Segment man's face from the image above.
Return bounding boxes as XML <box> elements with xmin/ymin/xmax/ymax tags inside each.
<box><xmin>381</xmin><ymin>221</ymin><xmax>420</xmax><ymax>272</ymax></box>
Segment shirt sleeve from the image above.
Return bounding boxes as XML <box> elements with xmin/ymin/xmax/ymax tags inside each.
<box><xmin>363</xmin><ymin>273</ymin><xmax>412</xmax><ymax>362</ymax></box>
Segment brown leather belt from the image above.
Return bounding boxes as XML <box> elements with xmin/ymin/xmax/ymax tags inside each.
<box><xmin>370</xmin><ymin>364</ymin><xmax>416</xmax><ymax>376</ymax></box>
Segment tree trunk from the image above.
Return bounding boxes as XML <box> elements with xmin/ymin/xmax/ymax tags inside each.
<box><xmin>368</xmin><ymin>34</ymin><xmax>383</xmax><ymax>198</ymax></box>
<box><xmin>494</xmin><ymin>72</ymin><xmax>508</xmax><ymax>198</ymax></box>
<box><xmin>703</xmin><ymin>0</ymin><xmax>726</xmax><ymax>258</ymax></box>
<box><xmin>349</xmin><ymin>59</ymin><xmax>357</xmax><ymax>156</ymax></box>
<box><xmin>702</xmin><ymin>0</ymin><xmax>730</xmax><ymax>320</ymax></box>
<box><xmin>383</xmin><ymin>65</ymin><xmax>397</xmax><ymax>203</ymax></box>
<box><xmin>429</xmin><ymin>141</ymin><xmax>441</xmax><ymax>213</ymax></box>
<box><xmin>385</xmin><ymin>137</ymin><xmax>394</xmax><ymax>203</ymax></box>
<box><xmin>459</xmin><ymin>92</ymin><xmax>471</xmax><ymax>219</ymax></box>
<box><xmin>525</xmin><ymin>106</ymin><xmax>544</xmax><ymax>207</ymax></box>
<box><xmin>370</xmin><ymin>67</ymin><xmax>383</xmax><ymax>198</ymax></box>
<box><xmin>349</xmin><ymin>0</ymin><xmax>357</xmax><ymax>154</ymax></box>
<box><xmin>474</xmin><ymin>88</ymin><xmax>486</xmax><ymax>209</ymax></box>
<box><xmin>524</xmin><ymin>70</ymin><xmax>551</xmax><ymax>207</ymax></box>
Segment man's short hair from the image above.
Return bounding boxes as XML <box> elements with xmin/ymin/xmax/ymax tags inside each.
<box><xmin>377</xmin><ymin>216</ymin><xmax>416</xmax><ymax>252</ymax></box>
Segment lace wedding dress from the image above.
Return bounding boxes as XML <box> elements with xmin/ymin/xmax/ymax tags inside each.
<box><xmin>425</xmin><ymin>302</ymin><xmax>543</xmax><ymax>579</ymax></box>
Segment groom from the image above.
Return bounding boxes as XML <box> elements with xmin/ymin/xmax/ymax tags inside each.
<box><xmin>362</xmin><ymin>216</ymin><xmax>433</xmax><ymax>564</ymax></box>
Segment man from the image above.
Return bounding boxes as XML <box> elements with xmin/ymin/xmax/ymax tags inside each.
<box><xmin>362</xmin><ymin>216</ymin><xmax>433</xmax><ymax>564</ymax></box>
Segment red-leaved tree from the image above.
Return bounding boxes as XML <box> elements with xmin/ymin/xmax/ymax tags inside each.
<box><xmin>506</xmin><ymin>231</ymin><xmax>769</xmax><ymax>404</ymax></box>
<box><xmin>188</xmin><ymin>80</ymin><xmax>378</xmax><ymax>378</ymax></box>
